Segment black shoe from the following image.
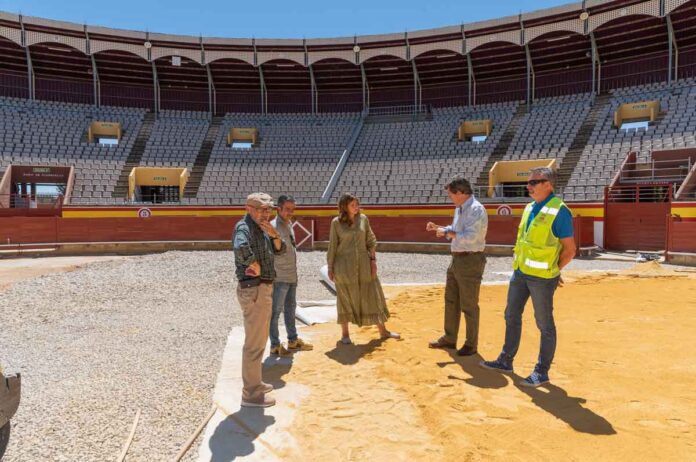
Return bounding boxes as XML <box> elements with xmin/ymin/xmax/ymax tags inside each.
<box><xmin>457</xmin><ymin>345</ymin><xmax>477</xmax><ymax>356</ymax></box>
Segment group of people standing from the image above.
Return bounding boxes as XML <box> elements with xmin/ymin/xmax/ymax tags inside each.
<box><xmin>233</xmin><ymin>166</ymin><xmax>576</xmax><ymax>408</ymax></box>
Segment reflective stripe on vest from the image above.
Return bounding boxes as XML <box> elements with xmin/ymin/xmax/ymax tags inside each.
<box><xmin>524</xmin><ymin>258</ymin><xmax>550</xmax><ymax>270</ymax></box>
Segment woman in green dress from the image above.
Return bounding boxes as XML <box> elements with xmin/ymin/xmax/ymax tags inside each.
<box><xmin>327</xmin><ymin>193</ymin><xmax>401</xmax><ymax>344</ymax></box>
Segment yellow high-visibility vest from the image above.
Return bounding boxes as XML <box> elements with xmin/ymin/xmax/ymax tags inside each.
<box><xmin>513</xmin><ymin>196</ymin><xmax>569</xmax><ymax>279</ymax></box>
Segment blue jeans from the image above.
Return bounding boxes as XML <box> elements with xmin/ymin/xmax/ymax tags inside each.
<box><xmin>500</xmin><ymin>270</ymin><xmax>559</xmax><ymax>375</ymax></box>
<box><xmin>270</xmin><ymin>282</ymin><xmax>298</xmax><ymax>347</ymax></box>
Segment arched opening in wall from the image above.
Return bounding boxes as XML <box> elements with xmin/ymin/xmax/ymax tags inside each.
<box><xmin>361</xmin><ymin>54</ymin><xmax>414</xmax><ymax>109</ymax></box>
<box><xmin>670</xmin><ymin>0</ymin><xmax>696</xmax><ymax>80</ymax></box>
<box><xmin>208</xmin><ymin>58</ymin><xmax>260</xmax><ymax>114</ymax></box>
<box><xmin>155</xmin><ymin>55</ymin><xmax>208</xmax><ymax>113</ymax></box>
<box><xmin>261</xmin><ymin>59</ymin><xmax>311</xmax><ymax>113</ymax></box>
<box><xmin>528</xmin><ymin>31</ymin><xmax>592</xmax><ymax>99</ymax></box>
<box><xmin>29</xmin><ymin>42</ymin><xmax>93</xmax><ymax>105</ymax></box>
<box><xmin>312</xmin><ymin>58</ymin><xmax>362</xmax><ymax>113</ymax></box>
<box><xmin>93</xmin><ymin>50</ymin><xmax>154</xmax><ymax>109</ymax></box>
<box><xmin>0</xmin><ymin>36</ymin><xmax>28</xmax><ymax>99</ymax></box>
<box><xmin>469</xmin><ymin>40</ymin><xmax>526</xmax><ymax>105</ymax></box>
<box><xmin>593</xmin><ymin>14</ymin><xmax>668</xmax><ymax>92</ymax></box>
<box><xmin>413</xmin><ymin>49</ymin><xmax>468</xmax><ymax>108</ymax></box>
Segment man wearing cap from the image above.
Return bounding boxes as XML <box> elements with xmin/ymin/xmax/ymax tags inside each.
<box><xmin>233</xmin><ymin>192</ymin><xmax>286</xmax><ymax>408</ymax></box>
<box><xmin>480</xmin><ymin>167</ymin><xmax>576</xmax><ymax>388</ymax></box>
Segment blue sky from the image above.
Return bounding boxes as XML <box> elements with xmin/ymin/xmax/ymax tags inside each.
<box><xmin>3</xmin><ymin>0</ymin><xmax>574</xmax><ymax>39</ymax></box>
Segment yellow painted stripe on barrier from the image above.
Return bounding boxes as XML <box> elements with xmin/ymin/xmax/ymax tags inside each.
<box><xmin>672</xmin><ymin>206</ymin><xmax>696</xmax><ymax>218</ymax></box>
<box><xmin>62</xmin><ymin>210</ymin><xmax>140</xmax><ymax>218</ymax></box>
<box><xmin>570</xmin><ymin>207</ymin><xmax>604</xmax><ymax>218</ymax></box>
<box><xmin>359</xmin><ymin>208</ymin><xmax>453</xmax><ymax>217</ymax></box>
<box><xmin>62</xmin><ymin>204</ymin><xmax>609</xmax><ymax>219</ymax></box>
<box><xmin>149</xmin><ymin>210</ymin><xmax>246</xmax><ymax>217</ymax></box>
<box><xmin>62</xmin><ymin>207</ymin><xmax>454</xmax><ymax>218</ymax></box>
<box><xmin>481</xmin><ymin>205</ymin><xmax>605</xmax><ymax>218</ymax></box>
<box><xmin>62</xmin><ymin>209</ymin><xmax>247</xmax><ymax>218</ymax></box>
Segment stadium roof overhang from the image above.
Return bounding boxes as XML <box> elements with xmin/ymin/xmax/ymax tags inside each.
<box><xmin>0</xmin><ymin>0</ymin><xmax>695</xmax><ymax>93</ymax></box>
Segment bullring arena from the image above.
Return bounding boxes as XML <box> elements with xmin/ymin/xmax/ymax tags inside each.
<box><xmin>1</xmin><ymin>0</ymin><xmax>696</xmax><ymax>460</ymax></box>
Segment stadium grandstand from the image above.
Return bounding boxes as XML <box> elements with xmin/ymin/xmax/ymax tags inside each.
<box><xmin>0</xmin><ymin>0</ymin><xmax>695</xmax><ymax>257</ymax></box>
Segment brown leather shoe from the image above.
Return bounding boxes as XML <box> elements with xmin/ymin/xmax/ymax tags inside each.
<box><xmin>457</xmin><ymin>345</ymin><xmax>478</xmax><ymax>356</ymax></box>
<box><xmin>260</xmin><ymin>382</ymin><xmax>273</xmax><ymax>393</ymax></box>
<box><xmin>428</xmin><ymin>338</ymin><xmax>456</xmax><ymax>349</ymax></box>
<box><xmin>241</xmin><ymin>395</ymin><xmax>276</xmax><ymax>408</ymax></box>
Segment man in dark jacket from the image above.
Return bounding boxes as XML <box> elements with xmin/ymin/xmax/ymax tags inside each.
<box><xmin>233</xmin><ymin>192</ymin><xmax>285</xmax><ymax>407</ymax></box>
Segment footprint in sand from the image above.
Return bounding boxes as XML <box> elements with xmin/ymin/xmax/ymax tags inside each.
<box><xmin>666</xmin><ymin>418</ymin><xmax>690</xmax><ymax>428</ymax></box>
<box><xmin>627</xmin><ymin>400</ymin><xmax>643</xmax><ymax>409</ymax></box>
<box><xmin>459</xmin><ymin>410</ymin><xmax>514</xmax><ymax>425</ymax></box>
<box><xmin>333</xmin><ymin>409</ymin><xmax>363</xmax><ymax>418</ymax></box>
<box><xmin>331</xmin><ymin>424</ymin><xmax>356</xmax><ymax>432</ymax></box>
<box><xmin>637</xmin><ymin>419</ymin><xmax>668</xmax><ymax>429</ymax></box>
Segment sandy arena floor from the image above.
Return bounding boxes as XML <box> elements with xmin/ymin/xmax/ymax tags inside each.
<box><xmin>263</xmin><ymin>263</ymin><xmax>696</xmax><ymax>461</ymax></box>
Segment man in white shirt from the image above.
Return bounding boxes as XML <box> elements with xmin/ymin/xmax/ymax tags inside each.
<box><xmin>426</xmin><ymin>176</ymin><xmax>488</xmax><ymax>356</ymax></box>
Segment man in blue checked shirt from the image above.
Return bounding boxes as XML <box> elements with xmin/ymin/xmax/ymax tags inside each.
<box><xmin>426</xmin><ymin>175</ymin><xmax>488</xmax><ymax>357</ymax></box>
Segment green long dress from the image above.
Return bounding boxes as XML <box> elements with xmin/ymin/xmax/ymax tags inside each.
<box><xmin>327</xmin><ymin>214</ymin><xmax>390</xmax><ymax>326</ymax></box>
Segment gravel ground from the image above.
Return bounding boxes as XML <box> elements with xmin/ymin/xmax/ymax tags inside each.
<box><xmin>0</xmin><ymin>250</ymin><xmax>644</xmax><ymax>461</ymax></box>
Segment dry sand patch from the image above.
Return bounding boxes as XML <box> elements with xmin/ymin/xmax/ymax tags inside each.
<box><xmin>274</xmin><ymin>267</ymin><xmax>695</xmax><ymax>461</ymax></box>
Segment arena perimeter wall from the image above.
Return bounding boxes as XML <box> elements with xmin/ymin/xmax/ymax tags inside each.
<box><xmin>0</xmin><ymin>203</ymin><xmax>606</xmax><ymax>249</ymax></box>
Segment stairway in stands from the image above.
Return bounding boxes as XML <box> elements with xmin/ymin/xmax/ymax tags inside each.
<box><xmin>556</xmin><ymin>93</ymin><xmax>612</xmax><ymax>189</ymax></box>
<box><xmin>475</xmin><ymin>104</ymin><xmax>528</xmax><ymax>186</ymax></box>
<box><xmin>112</xmin><ymin>111</ymin><xmax>156</xmax><ymax>198</ymax></box>
<box><xmin>184</xmin><ymin>116</ymin><xmax>223</xmax><ymax>198</ymax></box>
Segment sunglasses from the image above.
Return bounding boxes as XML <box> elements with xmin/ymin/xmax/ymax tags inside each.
<box><xmin>527</xmin><ymin>179</ymin><xmax>549</xmax><ymax>186</ymax></box>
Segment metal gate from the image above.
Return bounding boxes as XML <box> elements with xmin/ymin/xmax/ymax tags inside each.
<box><xmin>604</xmin><ymin>184</ymin><xmax>672</xmax><ymax>251</ymax></box>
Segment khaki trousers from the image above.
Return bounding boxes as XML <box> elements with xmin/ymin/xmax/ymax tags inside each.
<box><xmin>237</xmin><ymin>282</ymin><xmax>273</xmax><ymax>401</ymax></box>
<box><xmin>443</xmin><ymin>253</ymin><xmax>486</xmax><ymax>348</ymax></box>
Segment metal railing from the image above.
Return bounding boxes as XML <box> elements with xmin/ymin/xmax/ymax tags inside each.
<box><xmin>605</xmin><ymin>184</ymin><xmax>673</xmax><ymax>203</ymax></box>
<box><xmin>619</xmin><ymin>159</ymin><xmax>692</xmax><ymax>184</ymax></box>
<box><xmin>0</xmin><ymin>194</ymin><xmax>64</xmax><ymax>208</ymax></box>
<box><xmin>365</xmin><ymin>104</ymin><xmax>429</xmax><ymax>117</ymax></box>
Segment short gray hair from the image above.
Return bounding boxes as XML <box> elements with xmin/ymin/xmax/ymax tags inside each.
<box><xmin>529</xmin><ymin>167</ymin><xmax>556</xmax><ymax>188</ymax></box>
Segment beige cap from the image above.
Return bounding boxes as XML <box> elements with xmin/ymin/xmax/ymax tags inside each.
<box><xmin>246</xmin><ymin>192</ymin><xmax>274</xmax><ymax>208</ymax></box>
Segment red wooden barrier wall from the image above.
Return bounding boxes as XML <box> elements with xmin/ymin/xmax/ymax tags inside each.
<box><xmin>666</xmin><ymin>216</ymin><xmax>696</xmax><ymax>256</ymax></box>
<box><xmin>0</xmin><ymin>214</ymin><xmax>595</xmax><ymax>249</ymax></box>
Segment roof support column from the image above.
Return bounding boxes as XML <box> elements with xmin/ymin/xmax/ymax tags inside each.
<box><xmin>467</xmin><ymin>53</ymin><xmax>475</xmax><ymax>107</ymax></box>
<box><xmin>206</xmin><ymin>64</ymin><xmax>215</xmax><ymax>117</ymax></box>
<box><xmin>151</xmin><ymin>61</ymin><xmax>160</xmax><ymax>113</ymax></box>
<box><xmin>91</xmin><ymin>55</ymin><xmax>100</xmax><ymax>107</ymax></box>
<box><xmin>25</xmin><ymin>47</ymin><xmax>35</xmax><ymax>101</ymax></box>
<box><xmin>411</xmin><ymin>60</ymin><xmax>421</xmax><ymax>113</ymax></box>
<box><xmin>525</xmin><ymin>44</ymin><xmax>534</xmax><ymax>105</ymax></box>
<box><xmin>667</xmin><ymin>14</ymin><xmax>678</xmax><ymax>86</ymax></box>
<box><xmin>590</xmin><ymin>32</ymin><xmax>600</xmax><ymax>96</ymax></box>
<box><xmin>258</xmin><ymin>66</ymin><xmax>267</xmax><ymax>115</ymax></box>
<box><xmin>20</xmin><ymin>15</ymin><xmax>34</xmax><ymax>101</ymax></box>
<box><xmin>86</xmin><ymin>27</ymin><xmax>100</xmax><ymax>107</ymax></box>
<box><xmin>309</xmin><ymin>65</ymin><xmax>318</xmax><ymax>114</ymax></box>
<box><xmin>360</xmin><ymin>63</ymin><xmax>369</xmax><ymax>114</ymax></box>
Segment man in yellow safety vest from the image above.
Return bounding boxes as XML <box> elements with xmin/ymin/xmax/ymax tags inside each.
<box><xmin>480</xmin><ymin>167</ymin><xmax>576</xmax><ymax>387</ymax></box>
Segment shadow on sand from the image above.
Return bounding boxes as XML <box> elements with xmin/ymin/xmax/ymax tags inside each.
<box><xmin>510</xmin><ymin>372</ymin><xmax>616</xmax><ymax>435</ymax></box>
<box><xmin>209</xmin><ymin>407</ymin><xmax>276</xmax><ymax>462</ymax></box>
<box><xmin>324</xmin><ymin>337</ymin><xmax>386</xmax><ymax>365</ymax></box>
